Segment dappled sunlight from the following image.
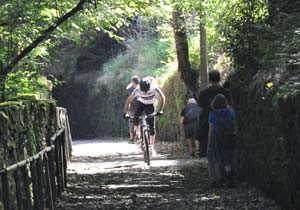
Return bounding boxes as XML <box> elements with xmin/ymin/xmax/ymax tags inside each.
<box><xmin>57</xmin><ymin>139</ymin><xmax>281</xmax><ymax>210</ymax></box>
<box><xmin>104</xmin><ymin>183</ymin><xmax>172</xmax><ymax>189</ymax></box>
<box><xmin>2</xmin><ymin>0</ymin><xmax>297</xmax><ymax>209</ymax></box>
<box><xmin>69</xmin><ymin>139</ymin><xmax>198</xmax><ymax>174</ymax></box>
<box><xmin>72</xmin><ymin>140</ymin><xmax>140</xmax><ymax>157</ymax></box>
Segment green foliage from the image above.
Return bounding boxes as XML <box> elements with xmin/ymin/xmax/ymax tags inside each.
<box><xmin>0</xmin><ymin>0</ymin><xmax>162</xmax><ymax>67</ymax></box>
<box><xmin>87</xmin><ymin>30</ymin><xmax>176</xmax><ymax>136</ymax></box>
<box><xmin>0</xmin><ymin>0</ymin><xmax>248</xmax><ymax>101</ymax></box>
<box><xmin>157</xmin><ymin>71</ymin><xmax>186</xmax><ymax>141</ymax></box>
<box><xmin>154</xmin><ymin>0</ymin><xmax>249</xmax><ymax>71</ymax></box>
<box><xmin>4</xmin><ymin>70</ymin><xmax>48</xmax><ymax>100</ymax></box>
<box><xmin>221</xmin><ymin>0</ymin><xmax>300</xmax><ymax>98</ymax></box>
<box><xmin>0</xmin><ymin>0</ymin><xmax>163</xmax><ymax>100</ymax></box>
<box><xmin>218</xmin><ymin>0</ymin><xmax>268</xmax><ymax>72</ymax></box>
<box><xmin>188</xmin><ymin>34</ymin><xmax>200</xmax><ymax>68</ymax></box>
<box><xmin>99</xmin><ymin>35</ymin><xmax>174</xmax><ymax>89</ymax></box>
<box><xmin>158</xmin><ymin>0</ymin><xmax>268</xmax><ymax>74</ymax></box>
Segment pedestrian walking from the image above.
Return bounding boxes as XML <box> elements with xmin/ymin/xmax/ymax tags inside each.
<box><xmin>180</xmin><ymin>98</ymin><xmax>202</xmax><ymax>157</ymax></box>
<box><xmin>208</xmin><ymin>94</ymin><xmax>236</xmax><ymax>187</ymax></box>
<box><xmin>197</xmin><ymin>70</ymin><xmax>233</xmax><ymax>157</ymax></box>
<box><xmin>126</xmin><ymin>75</ymin><xmax>140</xmax><ymax>144</ymax></box>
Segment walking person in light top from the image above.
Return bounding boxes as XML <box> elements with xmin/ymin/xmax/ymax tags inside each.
<box><xmin>126</xmin><ymin>75</ymin><xmax>140</xmax><ymax>144</ymax></box>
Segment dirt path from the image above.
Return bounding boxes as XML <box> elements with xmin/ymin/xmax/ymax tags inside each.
<box><xmin>56</xmin><ymin>139</ymin><xmax>282</xmax><ymax>210</ymax></box>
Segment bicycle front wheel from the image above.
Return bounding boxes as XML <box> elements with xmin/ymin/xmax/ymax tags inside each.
<box><xmin>143</xmin><ymin>129</ymin><xmax>150</xmax><ymax>165</ymax></box>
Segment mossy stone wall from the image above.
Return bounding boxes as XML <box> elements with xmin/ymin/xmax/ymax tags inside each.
<box><xmin>157</xmin><ymin>72</ymin><xmax>187</xmax><ymax>142</ymax></box>
<box><xmin>230</xmin><ymin>78</ymin><xmax>300</xmax><ymax>209</ymax></box>
<box><xmin>0</xmin><ymin>100</ymin><xmax>57</xmax><ymax>209</ymax></box>
<box><xmin>51</xmin><ymin>32</ymin><xmax>123</xmax><ymax>139</ymax></box>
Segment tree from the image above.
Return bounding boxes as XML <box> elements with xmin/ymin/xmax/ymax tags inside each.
<box><xmin>169</xmin><ymin>0</ymin><xmax>237</xmax><ymax>94</ymax></box>
<box><xmin>172</xmin><ymin>9</ymin><xmax>198</xmax><ymax>93</ymax></box>
<box><xmin>0</xmin><ymin>0</ymin><xmax>90</xmax><ymax>101</ymax></box>
<box><xmin>0</xmin><ymin>0</ymin><xmax>259</xmax><ymax>101</ymax></box>
<box><xmin>0</xmin><ymin>0</ymin><xmax>160</xmax><ymax>101</ymax></box>
<box><xmin>199</xmin><ymin>21</ymin><xmax>208</xmax><ymax>90</ymax></box>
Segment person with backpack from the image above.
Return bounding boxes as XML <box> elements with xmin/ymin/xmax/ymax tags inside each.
<box><xmin>197</xmin><ymin>70</ymin><xmax>233</xmax><ymax>157</ymax></box>
<box><xmin>181</xmin><ymin>98</ymin><xmax>202</xmax><ymax>157</ymax></box>
<box><xmin>208</xmin><ymin>94</ymin><xmax>236</xmax><ymax>188</ymax></box>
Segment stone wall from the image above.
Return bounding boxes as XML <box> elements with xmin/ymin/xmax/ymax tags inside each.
<box><xmin>229</xmin><ymin>77</ymin><xmax>300</xmax><ymax>209</ymax></box>
<box><xmin>269</xmin><ymin>0</ymin><xmax>300</xmax><ymax>18</ymax></box>
<box><xmin>0</xmin><ymin>99</ymin><xmax>57</xmax><ymax>209</ymax></box>
<box><xmin>50</xmin><ymin>32</ymin><xmax>124</xmax><ymax>139</ymax></box>
<box><xmin>157</xmin><ymin>72</ymin><xmax>187</xmax><ymax>142</ymax></box>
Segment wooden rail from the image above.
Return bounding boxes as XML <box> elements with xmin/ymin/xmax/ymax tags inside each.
<box><xmin>0</xmin><ymin>127</ymin><xmax>68</xmax><ymax>210</ymax></box>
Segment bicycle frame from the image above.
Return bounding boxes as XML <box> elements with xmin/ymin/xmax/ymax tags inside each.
<box><xmin>126</xmin><ymin>113</ymin><xmax>156</xmax><ymax>165</ymax></box>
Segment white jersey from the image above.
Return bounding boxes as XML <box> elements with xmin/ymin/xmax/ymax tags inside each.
<box><xmin>132</xmin><ymin>84</ymin><xmax>163</xmax><ymax>105</ymax></box>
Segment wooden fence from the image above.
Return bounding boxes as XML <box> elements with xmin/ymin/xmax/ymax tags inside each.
<box><xmin>0</xmin><ymin>107</ymin><xmax>72</xmax><ymax>210</ymax></box>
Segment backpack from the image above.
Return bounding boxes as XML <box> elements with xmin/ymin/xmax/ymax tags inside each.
<box><xmin>213</xmin><ymin>109</ymin><xmax>235</xmax><ymax>146</ymax></box>
<box><xmin>184</xmin><ymin>105</ymin><xmax>202</xmax><ymax>123</ymax></box>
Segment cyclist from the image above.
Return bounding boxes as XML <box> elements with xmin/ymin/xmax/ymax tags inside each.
<box><xmin>123</xmin><ymin>77</ymin><xmax>165</xmax><ymax>153</ymax></box>
<box><xmin>126</xmin><ymin>75</ymin><xmax>140</xmax><ymax>144</ymax></box>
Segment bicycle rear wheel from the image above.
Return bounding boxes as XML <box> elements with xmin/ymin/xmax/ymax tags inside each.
<box><xmin>143</xmin><ymin>129</ymin><xmax>150</xmax><ymax>165</ymax></box>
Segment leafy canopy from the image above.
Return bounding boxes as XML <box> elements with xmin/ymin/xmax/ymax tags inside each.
<box><xmin>1</xmin><ymin>0</ymin><xmax>269</xmax><ymax>99</ymax></box>
<box><xmin>0</xmin><ymin>0</ymin><xmax>161</xmax><ymax>99</ymax></box>
<box><xmin>0</xmin><ymin>0</ymin><xmax>160</xmax><ymax>69</ymax></box>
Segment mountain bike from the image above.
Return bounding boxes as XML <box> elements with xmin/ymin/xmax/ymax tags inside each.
<box><xmin>126</xmin><ymin>112</ymin><xmax>160</xmax><ymax>165</ymax></box>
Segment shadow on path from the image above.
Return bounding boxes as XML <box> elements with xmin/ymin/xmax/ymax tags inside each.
<box><xmin>56</xmin><ymin>139</ymin><xmax>281</xmax><ymax>210</ymax></box>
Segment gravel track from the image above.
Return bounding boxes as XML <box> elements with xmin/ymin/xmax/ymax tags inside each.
<box><xmin>56</xmin><ymin>139</ymin><xmax>282</xmax><ymax>210</ymax></box>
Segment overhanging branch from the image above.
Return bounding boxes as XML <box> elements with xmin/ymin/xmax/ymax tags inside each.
<box><xmin>2</xmin><ymin>0</ymin><xmax>89</xmax><ymax>75</ymax></box>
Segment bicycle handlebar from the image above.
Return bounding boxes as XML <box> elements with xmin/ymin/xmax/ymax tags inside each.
<box><xmin>124</xmin><ymin>112</ymin><xmax>162</xmax><ymax>120</ymax></box>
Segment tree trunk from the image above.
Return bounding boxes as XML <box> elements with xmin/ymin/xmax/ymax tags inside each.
<box><xmin>200</xmin><ymin>22</ymin><xmax>208</xmax><ymax>91</ymax></box>
<box><xmin>172</xmin><ymin>10</ymin><xmax>198</xmax><ymax>93</ymax></box>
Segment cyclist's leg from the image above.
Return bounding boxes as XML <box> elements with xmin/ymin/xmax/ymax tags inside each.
<box><xmin>145</xmin><ymin>104</ymin><xmax>156</xmax><ymax>146</ymax></box>
<box><xmin>128</xmin><ymin>120</ymin><xmax>135</xmax><ymax>144</ymax></box>
<box><xmin>149</xmin><ymin>132</ymin><xmax>155</xmax><ymax>146</ymax></box>
<box><xmin>133</xmin><ymin>101</ymin><xmax>143</xmax><ymax>140</ymax></box>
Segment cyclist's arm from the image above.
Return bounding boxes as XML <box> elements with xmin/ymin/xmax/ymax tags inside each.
<box><xmin>156</xmin><ymin>88</ymin><xmax>165</xmax><ymax>112</ymax></box>
<box><xmin>124</xmin><ymin>95</ymin><xmax>135</xmax><ymax>113</ymax></box>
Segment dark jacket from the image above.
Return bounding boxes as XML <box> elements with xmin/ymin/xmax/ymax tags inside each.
<box><xmin>197</xmin><ymin>85</ymin><xmax>233</xmax><ymax>138</ymax></box>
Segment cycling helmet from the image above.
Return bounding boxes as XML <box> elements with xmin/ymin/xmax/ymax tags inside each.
<box><xmin>140</xmin><ymin>78</ymin><xmax>151</xmax><ymax>92</ymax></box>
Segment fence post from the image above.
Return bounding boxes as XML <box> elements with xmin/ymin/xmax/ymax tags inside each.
<box><xmin>13</xmin><ymin>170</ymin><xmax>23</xmax><ymax>210</ymax></box>
<box><xmin>59</xmin><ymin>134</ymin><xmax>65</xmax><ymax>192</ymax></box>
<box><xmin>36</xmin><ymin>156</ymin><xmax>45</xmax><ymax>210</ymax></box>
<box><xmin>62</xmin><ymin>130</ymin><xmax>68</xmax><ymax>188</ymax></box>
<box><xmin>1</xmin><ymin>171</ymin><xmax>11</xmax><ymax>210</ymax></box>
<box><xmin>21</xmin><ymin>165</ymin><xmax>32</xmax><ymax>210</ymax></box>
<box><xmin>48</xmin><ymin>149</ymin><xmax>57</xmax><ymax>201</ymax></box>
<box><xmin>0</xmin><ymin>123</ymin><xmax>70</xmax><ymax>210</ymax></box>
<box><xmin>55</xmin><ymin>139</ymin><xmax>63</xmax><ymax>195</ymax></box>
<box><xmin>30</xmin><ymin>160</ymin><xmax>41</xmax><ymax>210</ymax></box>
<box><xmin>44</xmin><ymin>153</ymin><xmax>54</xmax><ymax>210</ymax></box>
